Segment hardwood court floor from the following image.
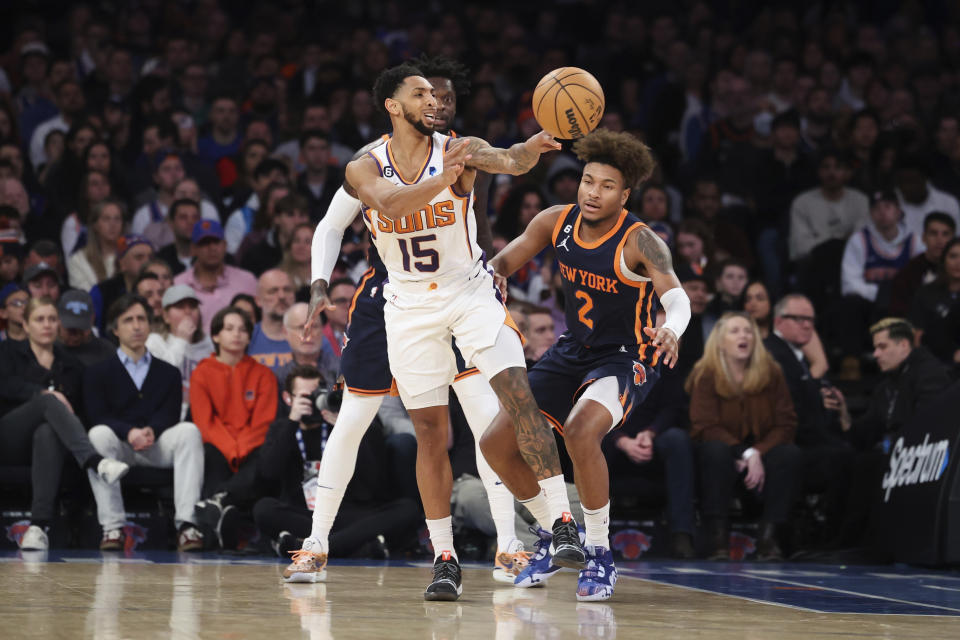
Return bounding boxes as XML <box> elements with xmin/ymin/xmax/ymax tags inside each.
<box><xmin>1</xmin><ymin>553</ymin><xmax>958</xmax><ymax>639</ymax></box>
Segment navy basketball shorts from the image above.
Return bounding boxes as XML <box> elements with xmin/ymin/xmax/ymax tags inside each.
<box><xmin>528</xmin><ymin>334</ymin><xmax>661</xmax><ymax>433</ymax></box>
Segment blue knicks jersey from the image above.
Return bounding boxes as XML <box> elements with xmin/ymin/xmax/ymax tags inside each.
<box><xmin>552</xmin><ymin>204</ymin><xmax>661</xmax><ymax>362</ymax></box>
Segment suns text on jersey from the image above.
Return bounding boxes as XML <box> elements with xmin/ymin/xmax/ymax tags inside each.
<box><xmin>375</xmin><ymin>199</ymin><xmax>457</xmax><ymax>235</ymax></box>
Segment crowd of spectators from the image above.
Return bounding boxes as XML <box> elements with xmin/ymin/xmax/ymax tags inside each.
<box><xmin>0</xmin><ymin>1</ymin><xmax>958</xmax><ymax>560</ymax></box>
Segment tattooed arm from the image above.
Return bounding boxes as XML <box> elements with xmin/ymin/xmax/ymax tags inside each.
<box><xmin>459</xmin><ymin>131</ymin><xmax>561</xmax><ymax>176</ymax></box>
<box><xmin>625</xmin><ymin>225</ymin><xmax>685</xmax><ymax>367</ymax></box>
<box><xmin>488</xmin><ymin>367</ymin><xmax>563</xmax><ymax>479</ymax></box>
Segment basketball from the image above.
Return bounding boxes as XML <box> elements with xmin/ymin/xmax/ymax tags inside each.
<box><xmin>532</xmin><ymin>67</ymin><xmax>605</xmax><ymax>140</ymax></box>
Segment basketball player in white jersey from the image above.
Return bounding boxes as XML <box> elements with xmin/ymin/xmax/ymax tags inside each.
<box><xmin>345</xmin><ymin>63</ymin><xmax>584</xmax><ymax>601</ymax></box>
<box><xmin>283</xmin><ymin>57</ymin><xmax>530</xmax><ymax>587</ymax></box>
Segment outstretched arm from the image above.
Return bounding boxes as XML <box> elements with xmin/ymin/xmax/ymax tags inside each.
<box><xmin>460</xmin><ymin>131</ymin><xmax>560</xmax><ymax>176</ymax></box>
<box><xmin>345</xmin><ymin>139</ymin><xmax>472</xmax><ymax>220</ymax></box>
<box><xmin>489</xmin><ymin>205</ymin><xmax>566</xmax><ymax>278</ymax></box>
<box><xmin>625</xmin><ymin>225</ymin><xmax>689</xmax><ymax>368</ymax></box>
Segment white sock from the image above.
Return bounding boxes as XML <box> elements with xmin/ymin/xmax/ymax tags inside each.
<box><xmin>582</xmin><ymin>502</ymin><xmax>610</xmax><ymax>549</ymax></box>
<box><xmin>426</xmin><ymin>515</ymin><xmax>457</xmax><ymax>561</ymax></box>
<box><xmin>309</xmin><ymin>390</ymin><xmax>384</xmax><ymax>549</ymax></box>
<box><xmin>539</xmin><ymin>474</ymin><xmax>573</xmax><ymax>524</ymax></box>
<box><xmin>518</xmin><ymin>489</ymin><xmax>552</xmax><ymax>531</ymax></box>
<box><xmin>453</xmin><ymin>374</ymin><xmax>518</xmax><ymax>549</ymax></box>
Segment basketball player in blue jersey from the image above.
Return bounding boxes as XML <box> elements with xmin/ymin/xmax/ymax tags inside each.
<box><xmin>284</xmin><ymin>58</ymin><xmax>530</xmax><ymax>587</ymax></box>
<box><xmin>343</xmin><ymin>63</ymin><xmax>584</xmax><ymax>601</ymax></box>
<box><xmin>483</xmin><ymin>129</ymin><xmax>692</xmax><ymax>601</ymax></box>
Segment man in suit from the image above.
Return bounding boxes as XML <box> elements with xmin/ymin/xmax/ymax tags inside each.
<box><xmin>764</xmin><ymin>293</ymin><xmax>853</xmax><ymax>541</ymax></box>
<box><xmin>83</xmin><ymin>293</ymin><xmax>205</xmax><ymax>552</ymax></box>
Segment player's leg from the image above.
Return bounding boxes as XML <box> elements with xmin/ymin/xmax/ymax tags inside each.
<box><xmin>308</xmin><ymin>390</ymin><xmax>385</xmax><ymax>547</ymax></box>
<box><xmin>451</xmin><ymin>371</ymin><xmax>527</xmax><ymax>582</ymax></box>
<box><xmin>288</xmin><ymin>280</ymin><xmax>392</xmax><ymax>574</ymax></box>
<box><xmin>402</xmin><ymin>387</ymin><xmax>462</xmax><ymax>601</ymax></box>
<box><xmin>563</xmin><ymin>371</ymin><xmax>640</xmax><ymax>602</ymax></box>
<box><xmin>470</xmin><ymin>327</ymin><xmax>585</xmax><ymax>570</ymax></box>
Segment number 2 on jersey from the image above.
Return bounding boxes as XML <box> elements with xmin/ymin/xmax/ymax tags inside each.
<box><xmin>575</xmin><ymin>290</ymin><xmax>594</xmax><ymax>329</ymax></box>
<box><xmin>398</xmin><ymin>234</ymin><xmax>439</xmax><ymax>272</ymax></box>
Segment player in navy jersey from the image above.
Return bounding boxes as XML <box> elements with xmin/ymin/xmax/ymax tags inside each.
<box><xmin>483</xmin><ymin>129</ymin><xmax>692</xmax><ymax>601</ymax></box>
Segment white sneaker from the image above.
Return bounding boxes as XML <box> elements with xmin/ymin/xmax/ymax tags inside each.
<box><xmin>492</xmin><ymin>538</ymin><xmax>531</xmax><ymax>584</ymax></box>
<box><xmin>19</xmin><ymin>525</ymin><xmax>48</xmax><ymax>551</ymax></box>
<box><xmin>97</xmin><ymin>458</ymin><xmax>130</xmax><ymax>485</ymax></box>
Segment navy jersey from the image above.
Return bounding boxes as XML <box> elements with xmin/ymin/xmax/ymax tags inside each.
<box><xmin>862</xmin><ymin>228</ymin><xmax>913</xmax><ymax>283</ymax></box>
<box><xmin>551</xmin><ymin>204</ymin><xmax>661</xmax><ymax>363</ymax></box>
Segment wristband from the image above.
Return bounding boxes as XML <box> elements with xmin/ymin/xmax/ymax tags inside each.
<box><xmin>741</xmin><ymin>447</ymin><xmax>758</xmax><ymax>461</ymax></box>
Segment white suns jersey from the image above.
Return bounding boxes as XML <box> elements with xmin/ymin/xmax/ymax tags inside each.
<box><xmin>361</xmin><ymin>132</ymin><xmax>481</xmax><ymax>289</ymax></box>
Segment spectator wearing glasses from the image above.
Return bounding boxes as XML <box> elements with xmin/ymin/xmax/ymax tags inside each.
<box><xmin>765</xmin><ymin>294</ymin><xmax>854</xmax><ymax>537</ymax></box>
<box><xmin>84</xmin><ymin>294</ymin><xmax>205</xmax><ymax>551</ymax></box>
<box><xmin>0</xmin><ymin>283</ymin><xmax>28</xmax><ymax>341</ymax></box>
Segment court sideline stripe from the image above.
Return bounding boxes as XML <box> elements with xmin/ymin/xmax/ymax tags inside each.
<box><xmin>742</xmin><ymin>574</ymin><xmax>960</xmax><ymax>615</ymax></box>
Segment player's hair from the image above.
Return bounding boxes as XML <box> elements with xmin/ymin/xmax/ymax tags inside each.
<box><xmin>685</xmin><ymin>312</ymin><xmax>779</xmax><ymax>399</ymax></box>
<box><xmin>571</xmin><ymin>129</ymin><xmax>656</xmax><ymax>190</ymax></box>
<box><xmin>410</xmin><ymin>54</ymin><xmax>471</xmax><ymax>96</ymax></box>
<box><xmin>372</xmin><ymin>63</ymin><xmax>425</xmax><ymax>112</ymax></box>
<box><xmin>869</xmin><ymin>317</ymin><xmax>914</xmax><ymax>343</ymax></box>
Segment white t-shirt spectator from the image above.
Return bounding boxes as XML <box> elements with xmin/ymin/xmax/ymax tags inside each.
<box><xmin>789</xmin><ymin>187</ymin><xmax>870</xmax><ymax>260</ymax></box>
<box><xmin>896</xmin><ymin>183</ymin><xmax>960</xmax><ymax>240</ymax></box>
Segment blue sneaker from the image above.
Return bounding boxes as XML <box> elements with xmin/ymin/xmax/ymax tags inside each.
<box><xmin>513</xmin><ymin>527</ymin><xmax>562</xmax><ymax>588</ymax></box>
<box><xmin>576</xmin><ymin>545</ymin><xmax>617</xmax><ymax>601</ymax></box>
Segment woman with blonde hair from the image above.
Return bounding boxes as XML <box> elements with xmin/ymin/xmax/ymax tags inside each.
<box><xmin>66</xmin><ymin>199</ymin><xmax>125</xmax><ymax>291</ymax></box>
<box><xmin>686</xmin><ymin>312</ymin><xmax>802</xmax><ymax>561</ymax></box>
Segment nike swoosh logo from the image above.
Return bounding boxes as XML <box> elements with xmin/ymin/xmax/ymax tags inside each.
<box><xmin>317</xmin><ymin>485</ymin><xmax>334</xmax><ymax>490</ymax></box>
<box><xmin>494</xmin><ymin>481</ymin><xmax>503</xmax><ymax>485</ymax></box>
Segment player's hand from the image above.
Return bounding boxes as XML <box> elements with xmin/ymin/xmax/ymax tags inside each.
<box><xmin>303</xmin><ymin>280</ymin><xmax>332</xmax><ymax>340</ymax></box>
<box><xmin>523</xmin><ymin>130</ymin><xmax>562</xmax><ymax>154</ymax></box>
<box><xmin>643</xmin><ymin>326</ymin><xmax>679</xmax><ymax>368</ymax></box>
<box><xmin>743</xmin><ymin>453</ymin><xmax>765</xmax><ymax>491</ymax></box>
<box><xmin>493</xmin><ymin>272</ymin><xmax>508</xmax><ymax>302</ymax></box>
<box><xmin>442</xmin><ymin>139</ymin><xmax>472</xmax><ymax>182</ymax></box>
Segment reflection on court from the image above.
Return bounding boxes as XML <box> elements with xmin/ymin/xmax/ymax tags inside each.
<box><xmin>0</xmin><ymin>554</ymin><xmax>957</xmax><ymax>639</ymax></box>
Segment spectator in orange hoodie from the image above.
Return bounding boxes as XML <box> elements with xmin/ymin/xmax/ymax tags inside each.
<box><xmin>190</xmin><ymin>305</ymin><xmax>277</xmax><ymax>548</ymax></box>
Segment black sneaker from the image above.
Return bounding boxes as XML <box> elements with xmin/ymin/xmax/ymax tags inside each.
<box><xmin>424</xmin><ymin>552</ymin><xmax>462</xmax><ymax>601</ymax></box>
<box><xmin>551</xmin><ymin>514</ymin><xmax>586</xmax><ymax>569</ymax></box>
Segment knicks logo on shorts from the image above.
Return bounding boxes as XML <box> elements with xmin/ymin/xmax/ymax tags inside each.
<box><xmin>633</xmin><ymin>362</ymin><xmax>646</xmax><ymax>386</ymax></box>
